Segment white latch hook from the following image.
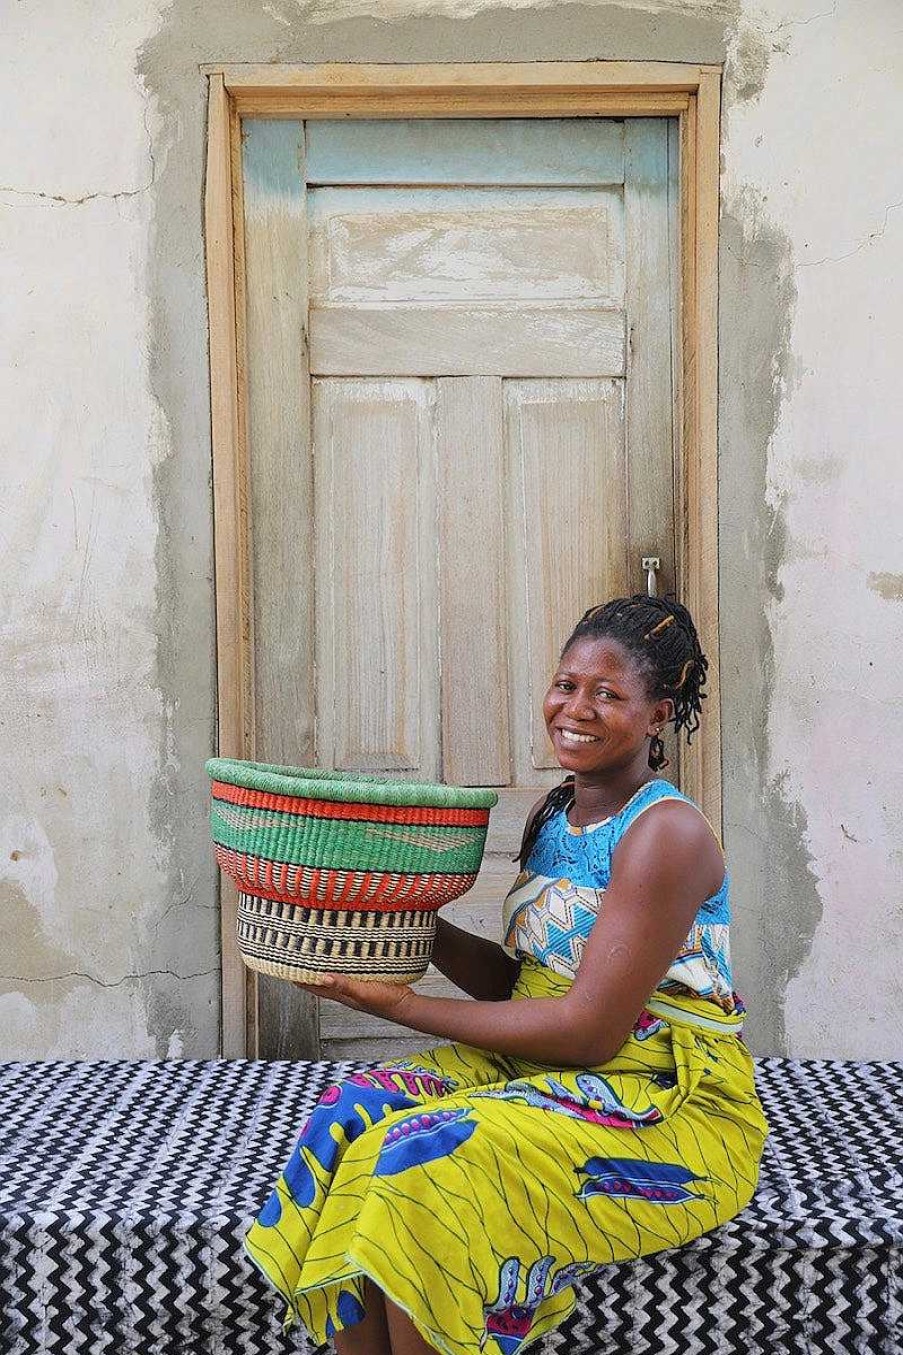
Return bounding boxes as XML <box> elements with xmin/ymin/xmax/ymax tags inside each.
<box><xmin>642</xmin><ymin>557</ymin><xmax>661</xmax><ymax>598</ymax></box>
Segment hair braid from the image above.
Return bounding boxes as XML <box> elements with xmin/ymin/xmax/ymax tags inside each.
<box><xmin>515</xmin><ymin>778</ymin><xmax>575</xmax><ymax>869</ymax></box>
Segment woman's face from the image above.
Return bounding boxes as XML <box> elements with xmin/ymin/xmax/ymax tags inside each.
<box><xmin>542</xmin><ymin>635</ymin><xmax>673</xmax><ymax>779</ymax></box>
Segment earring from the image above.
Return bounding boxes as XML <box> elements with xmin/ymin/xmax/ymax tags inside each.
<box><xmin>648</xmin><ymin>732</ymin><xmax>669</xmax><ymax>771</ymax></box>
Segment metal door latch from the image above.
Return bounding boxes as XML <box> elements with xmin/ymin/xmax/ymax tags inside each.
<box><xmin>642</xmin><ymin>557</ymin><xmax>661</xmax><ymax>597</ymax></box>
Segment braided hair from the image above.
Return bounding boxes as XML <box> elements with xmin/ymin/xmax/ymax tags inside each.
<box><xmin>516</xmin><ymin>595</ymin><xmax>708</xmax><ymax>868</ymax></box>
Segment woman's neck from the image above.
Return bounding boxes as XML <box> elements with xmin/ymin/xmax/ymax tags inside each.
<box><xmin>567</xmin><ymin>768</ymin><xmax>657</xmax><ymax>827</ymax></box>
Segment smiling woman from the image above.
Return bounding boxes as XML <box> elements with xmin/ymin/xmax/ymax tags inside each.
<box><xmin>519</xmin><ymin>594</ymin><xmax>712</xmax><ymax>853</ymax></box>
<box><xmin>243</xmin><ymin>595</ymin><xmax>768</xmax><ymax>1355</ymax></box>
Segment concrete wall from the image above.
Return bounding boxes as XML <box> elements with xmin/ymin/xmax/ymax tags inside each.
<box><xmin>1</xmin><ymin>0</ymin><xmax>899</xmax><ymax>1059</ymax></box>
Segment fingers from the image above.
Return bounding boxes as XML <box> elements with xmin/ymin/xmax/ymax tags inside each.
<box><xmin>296</xmin><ymin>988</ymin><xmax>364</xmax><ymax>1015</ymax></box>
<box><xmin>291</xmin><ymin>974</ymin><xmax>413</xmax><ymax>1021</ymax></box>
<box><xmin>292</xmin><ymin>976</ymin><xmax>339</xmax><ymax>999</ymax></box>
<box><xmin>294</xmin><ymin>982</ymin><xmax>337</xmax><ymax>998</ymax></box>
<box><xmin>293</xmin><ymin>975</ymin><xmax>369</xmax><ymax>1008</ymax></box>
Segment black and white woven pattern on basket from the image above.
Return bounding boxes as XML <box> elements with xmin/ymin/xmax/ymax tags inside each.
<box><xmin>236</xmin><ymin>893</ymin><xmax>439</xmax><ymax>977</ymax></box>
<box><xmin>1</xmin><ymin>1057</ymin><xmax>901</xmax><ymax>1355</ymax></box>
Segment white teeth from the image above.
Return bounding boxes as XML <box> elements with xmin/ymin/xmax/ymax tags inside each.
<box><xmin>559</xmin><ymin>729</ymin><xmax>599</xmax><ymax>744</ymax></box>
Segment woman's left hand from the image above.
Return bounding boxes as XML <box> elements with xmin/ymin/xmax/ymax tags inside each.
<box><xmin>294</xmin><ymin>974</ymin><xmax>415</xmax><ymax>1022</ymax></box>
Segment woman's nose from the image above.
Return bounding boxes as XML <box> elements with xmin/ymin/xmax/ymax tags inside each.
<box><xmin>563</xmin><ymin>689</ymin><xmax>594</xmax><ymax>720</ymax></box>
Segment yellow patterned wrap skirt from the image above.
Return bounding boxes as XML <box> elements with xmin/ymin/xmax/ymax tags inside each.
<box><xmin>244</xmin><ymin>958</ymin><xmax>769</xmax><ymax>1354</ymax></box>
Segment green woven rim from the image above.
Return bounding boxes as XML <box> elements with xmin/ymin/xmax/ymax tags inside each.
<box><xmin>206</xmin><ymin>759</ymin><xmax>498</xmax><ymax>810</ymax></box>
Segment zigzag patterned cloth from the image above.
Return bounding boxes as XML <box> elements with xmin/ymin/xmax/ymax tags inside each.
<box><xmin>0</xmin><ymin>1056</ymin><xmax>901</xmax><ymax>1354</ymax></box>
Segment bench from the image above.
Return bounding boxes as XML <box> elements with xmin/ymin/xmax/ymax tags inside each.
<box><xmin>1</xmin><ymin>1057</ymin><xmax>900</xmax><ymax>1353</ymax></box>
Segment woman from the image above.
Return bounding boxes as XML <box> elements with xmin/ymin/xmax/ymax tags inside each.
<box><xmin>244</xmin><ymin>595</ymin><xmax>769</xmax><ymax>1355</ymax></box>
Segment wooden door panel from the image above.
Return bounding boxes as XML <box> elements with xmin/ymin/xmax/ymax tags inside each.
<box><xmin>242</xmin><ymin>119</ymin><xmax>318</xmax><ymax>1061</ymax></box>
<box><xmin>625</xmin><ymin>119</ymin><xmax>678</xmax><ymax>599</ymax></box>
<box><xmin>309</xmin><ymin>304</ymin><xmax>625</xmax><ymax>378</ymax></box>
<box><xmin>312</xmin><ymin>378</ymin><xmax>439</xmax><ymax>778</ymax></box>
<box><xmin>321</xmin><ymin>1033</ymin><xmax>451</xmax><ymax>1064</ymax></box>
<box><xmin>243</xmin><ymin>118</ymin><xmax>314</xmax><ymax>767</ymax></box>
<box><xmin>506</xmin><ymin>378</ymin><xmax>628</xmax><ymax>772</ymax></box>
<box><xmin>308</xmin><ymin>187</ymin><xmax>625</xmax><ymax>303</ymax></box>
<box><xmin>305</xmin><ymin>117</ymin><xmax>625</xmax><ymax>188</ymax></box>
<box><xmin>624</xmin><ymin>119</ymin><xmax>682</xmax><ymax>775</ymax></box>
<box><xmin>437</xmin><ymin>377</ymin><xmax>510</xmax><ymax>786</ymax></box>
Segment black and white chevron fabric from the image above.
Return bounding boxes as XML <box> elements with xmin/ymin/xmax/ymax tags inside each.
<box><xmin>0</xmin><ymin>1057</ymin><xmax>900</xmax><ymax>1354</ymax></box>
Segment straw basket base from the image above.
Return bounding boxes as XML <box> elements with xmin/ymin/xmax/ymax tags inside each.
<box><xmin>236</xmin><ymin>893</ymin><xmax>436</xmax><ymax>985</ymax></box>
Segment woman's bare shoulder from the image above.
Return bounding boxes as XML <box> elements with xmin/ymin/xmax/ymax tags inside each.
<box><xmin>613</xmin><ymin>797</ymin><xmax>725</xmax><ymax>897</ymax></box>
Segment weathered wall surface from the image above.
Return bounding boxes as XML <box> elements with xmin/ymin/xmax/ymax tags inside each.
<box><xmin>720</xmin><ymin>0</ymin><xmax>903</xmax><ymax>1057</ymax></box>
<box><xmin>1</xmin><ymin>0</ymin><xmax>899</xmax><ymax>1058</ymax></box>
<box><xmin>0</xmin><ymin>0</ymin><xmax>218</xmax><ymax>1058</ymax></box>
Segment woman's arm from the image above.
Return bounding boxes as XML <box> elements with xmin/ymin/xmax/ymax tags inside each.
<box><xmin>428</xmin><ymin>791</ymin><xmax>548</xmax><ymax>1000</ymax></box>
<box><xmin>431</xmin><ymin>917</ymin><xmax>519</xmax><ymax>1000</ymax></box>
<box><xmin>299</xmin><ymin>801</ymin><xmax>724</xmax><ymax>1067</ymax></box>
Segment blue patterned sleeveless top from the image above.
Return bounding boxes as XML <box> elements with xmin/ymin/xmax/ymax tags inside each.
<box><xmin>502</xmin><ymin>779</ymin><xmax>739</xmax><ymax>1017</ymax></box>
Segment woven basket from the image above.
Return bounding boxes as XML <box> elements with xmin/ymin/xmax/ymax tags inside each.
<box><xmin>206</xmin><ymin>759</ymin><xmax>497</xmax><ymax>985</ymax></box>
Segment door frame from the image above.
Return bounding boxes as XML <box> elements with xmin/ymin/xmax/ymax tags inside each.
<box><xmin>203</xmin><ymin>61</ymin><xmax>723</xmax><ymax>1058</ymax></box>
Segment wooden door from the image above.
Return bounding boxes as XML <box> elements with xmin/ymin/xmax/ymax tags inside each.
<box><xmin>240</xmin><ymin>116</ymin><xmax>679</xmax><ymax>1061</ymax></box>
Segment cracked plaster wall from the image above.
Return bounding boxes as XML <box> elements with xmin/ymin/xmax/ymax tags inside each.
<box><xmin>722</xmin><ymin>0</ymin><xmax>903</xmax><ymax>1057</ymax></box>
<box><xmin>1</xmin><ymin>0</ymin><xmax>899</xmax><ymax>1058</ymax></box>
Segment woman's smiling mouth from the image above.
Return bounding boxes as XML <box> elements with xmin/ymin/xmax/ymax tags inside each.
<box><xmin>557</xmin><ymin>728</ymin><xmax>601</xmax><ymax>744</ymax></box>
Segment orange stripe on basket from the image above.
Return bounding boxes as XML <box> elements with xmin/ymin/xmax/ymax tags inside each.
<box><xmin>214</xmin><ymin>846</ymin><xmax>474</xmax><ymax>913</ymax></box>
<box><xmin>365</xmin><ymin>871</ymin><xmax>395</xmax><ymax>905</ymax></box>
<box><xmin>211</xmin><ymin>781</ymin><xmax>489</xmax><ymax>827</ymax></box>
<box><xmin>332</xmin><ymin>868</ymin><xmax>356</xmax><ymax>905</ymax></box>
